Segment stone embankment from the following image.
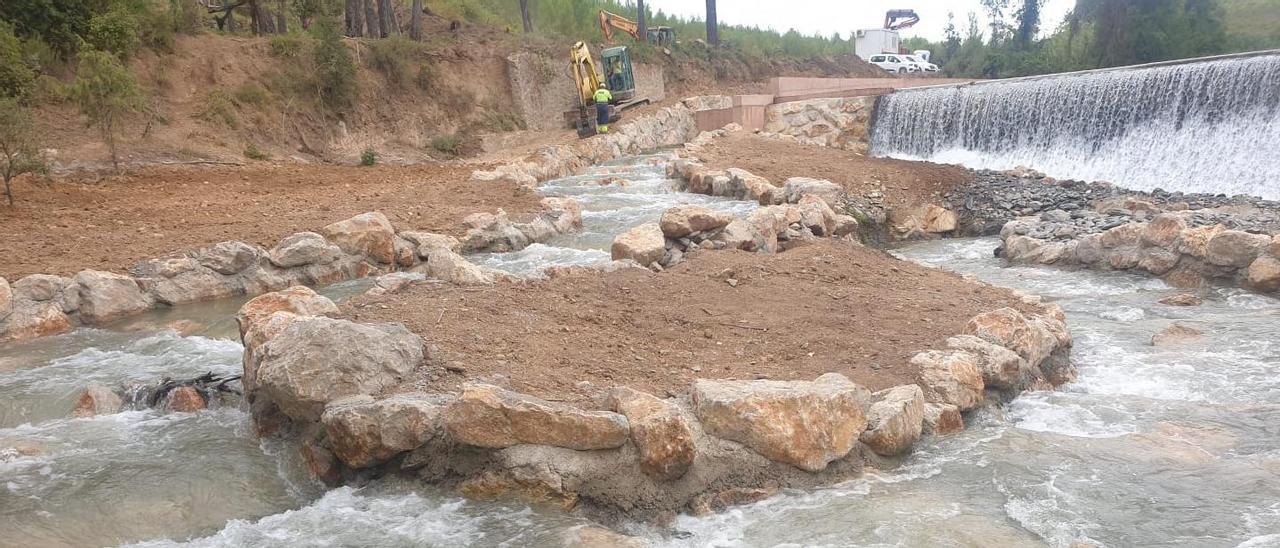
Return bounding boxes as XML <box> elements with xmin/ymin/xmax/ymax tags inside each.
<box><xmin>758</xmin><ymin>97</ymin><xmax>875</xmax><ymax>154</ymax></box>
<box><xmin>237</xmin><ymin>283</ymin><xmax>1072</xmax><ymax>523</ymax></box>
<box><xmin>0</xmin><ymin>199</ymin><xmax>581</xmax><ymax>343</ymax></box>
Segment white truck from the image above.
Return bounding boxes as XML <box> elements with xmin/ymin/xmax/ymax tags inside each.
<box><xmin>855</xmin><ymin>28</ymin><xmax>900</xmax><ymax>61</ymax></box>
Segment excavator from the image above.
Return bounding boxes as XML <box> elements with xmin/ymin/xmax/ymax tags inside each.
<box><xmin>568</xmin><ymin>41</ymin><xmax>650</xmax><ymax>138</ymax></box>
<box><xmin>884</xmin><ymin>9</ymin><xmax>920</xmax><ymax>30</ymax></box>
<box><xmin>598</xmin><ymin>10</ymin><xmax>676</xmax><ymax>45</ymax></box>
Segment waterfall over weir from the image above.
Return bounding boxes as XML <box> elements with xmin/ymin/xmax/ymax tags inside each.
<box><xmin>869</xmin><ymin>51</ymin><xmax>1280</xmax><ymax>200</ymax></box>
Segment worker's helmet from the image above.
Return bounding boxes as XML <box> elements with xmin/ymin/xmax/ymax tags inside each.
<box><xmin>599</xmin><ymin>83</ymin><xmax>607</xmax><ymax>89</ymax></box>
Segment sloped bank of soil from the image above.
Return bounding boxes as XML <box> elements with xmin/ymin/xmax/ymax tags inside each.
<box><xmin>344</xmin><ymin>239</ymin><xmax>1037</xmax><ymax>403</ymax></box>
<box><xmin>0</xmin><ymin>163</ymin><xmax>538</xmax><ymax>279</ymax></box>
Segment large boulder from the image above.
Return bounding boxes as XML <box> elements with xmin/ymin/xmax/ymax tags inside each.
<box><xmin>691</xmin><ymin>373</ymin><xmax>870</xmax><ymax>472</ymax></box>
<box><xmin>913</xmin><ymin>350</ymin><xmax>984</xmax><ymax>411</ymax></box>
<box><xmin>659</xmin><ymin>205</ymin><xmax>733</xmax><ymax>239</ymax></box>
<box><xmin>443</xmin><ymin>384</ymin><xmax>629</xmax><ymax>450</ymax></box>
<box><xmin>796</xmin><ymin>194</ymin><xmax>838</xmax><ymax>237</ymax></box>
<box><xmin>321</xmin><ymin>212</ymin><xmax>397</xmax><ymax>264</ymax></box>
<box><xmin>425</xmin><ymin>248</ymin><xmax>495</xmax><ymax>285</ymax></box>
<box><xmin>11</xmin><ymin>274</ymin><xmax>70</xmax><ymax>303</ymax></box>
<box><xmin>963</xmin><ymin>307</ymin><xmax>1059</xmax><ymax>368</ymax></box>
<box><xmin>74</xmin><ymin>270</ymin><xmax>152</xmax><ymax>324</ymax></box>
<box><xmin>921</xmin><ymin>402</ymin><xmax>964</xmax><ymax>435</ymax></box>
<box><xmin>399</xmin><ymin>231</ymin><xmax>462</xmax><ymax>257</ymax></box>
<box><xmin>268</xmin><ymin>232</ymin><xmax>343</xmax><ymax>268</ymax></box>
<box><xmin>0</xmin><ymin>301</ymin><xmax>72</xmax><ymax>341</ymax></box>
<box><xmin>72</xmin><ymin>383</ymin><xmax>123</xmax><ymax>417</ymax></box>
<box><xmin>1175</xmin><ymin>225</ymin><xmax>1225</xmax><ymax>260</ymax></box>
<box><xmin>781</xmin><ymin>177</ymin><xmax>842</xmax><ymax>207</ymax></box>
<box><xmin>236</xmin><ymin>286</ymin><xmax>340</xmax><ymax>337</ymax></box>
<box><xmin>321</xmin><ymin>393</ymin><xmax>442</xmax><ymax>468</ymax></box>
<box><xmin>946</xmin><ymin>334</ymin><xmax>1029</xmax><ymax>391</ymax></box>
<box><xmin>1247</xmin><ymin>256</ymin><xmax>1280</xmax><ymax>292</ymax></box>
<box><xmin>458</xmin><ymin>211</ymin><xmax>530</xmax><ymax>253</ymax></box>
<box><xmin>606</xmin><ymin>387</ymin><xmax>696</xmax><ymax>481</ymax></box>
<box><xmin>610</xmin><ymin>223</ymin><xmax>666</xmax><ymax>266</ymax></box>
<box><xmin>1099</xmin><ymin>223</ymin><xmax>1144</xmax><ymax>249</ymax></box>
<box><xmin>1141</xmin><ymin>214</ymin><xmax>1188</xmax><ymax>249</ymax></box>
<box><xmin>859</xmin><ymin>385</ymin><xmax>925</xmax><ymax>457</ymax></box>
<box><xmin>1204</xmin><ymin>230</ymin><xmax>1271</xmax><ymax>268</ymax></box>
<box><xmin>254</xmin><ymin>317</ymin><xmax>424</xmax><ymax>421</ymax></box>
<box><xmin>0</xmin><ymin>277</ymin><xmax>11</xmax><ymax>321</ymax></box>
<box><xmin>199</xmin><ymin>241</ymin><xmax>261</xmax><ymax>275</ymax></box>
<box><xmin>138</xmin><ymin>265</ymin><xmax>242</xmax><ymax>306</ymax></box>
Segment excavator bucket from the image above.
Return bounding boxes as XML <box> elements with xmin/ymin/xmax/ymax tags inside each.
<box><xmin>884</xmin><ymin>9</ymin><xmax>920</xmax><ymax>30</ymax></box>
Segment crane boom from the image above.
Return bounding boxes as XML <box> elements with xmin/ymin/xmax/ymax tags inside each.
<box><xmin>598</xmin><ymin>10</ymin><xmax>675</xmax><ymax>44</ymax></box>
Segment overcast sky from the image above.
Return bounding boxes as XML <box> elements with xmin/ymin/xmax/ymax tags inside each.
<box><xmin>645</xmin><ymin>0</ymin><xmax>1076</xmax><ymax>42</ymax></box>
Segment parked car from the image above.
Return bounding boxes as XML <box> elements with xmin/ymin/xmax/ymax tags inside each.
<box><xmin>868</xmin><ymin>54</ymin><xmax>918</xmax><ymax>74</ymax></box>
<box><xmin>903</xmin><ymin>54</ymin><xmax>939</xmax><ymax>73</ymax></box>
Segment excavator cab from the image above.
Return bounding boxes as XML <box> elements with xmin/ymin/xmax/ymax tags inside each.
<box><xmin>601</xmin><ymin>46</ymin><xmax>636</xmax><ymax>102</ymax></box>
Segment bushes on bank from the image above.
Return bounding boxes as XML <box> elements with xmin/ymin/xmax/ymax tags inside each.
<box><xmin>368</xmin><ymin>35</ymin><xmax>426</xmax><ymax>90</ymax></box>
<box><xmin>0</xmin><ymin>22</ymin><xmax>35</xmax><ymax>100</ymax></box>
<box><xmin>70</xmin><ymin>49</ymin><xmax>143</xmax><ymax>171</ymax></box>
<box><xmin>312</xmin><ymin>18</ymin><xmax>356</xmax><ymax>109</ymax></box>
<box><xmin>360</xmin><ymin>147</ymin><xmax>377</xmax><ymax>166</ymax></box>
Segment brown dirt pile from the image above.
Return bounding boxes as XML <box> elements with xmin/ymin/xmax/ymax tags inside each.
<box><xmin>344</xmin><ymin>239</ymin><xmax>1033</xmax><ymax>404</ymax></box>
<box><xmin>0</xmin><ymin>163</ymin><xmax>539</xmax><ymax>279</ymax></box>
<box><xmin>694</xmin><ymin>133</ymin><xmax>973</xmax><ymax>208</ymax></box>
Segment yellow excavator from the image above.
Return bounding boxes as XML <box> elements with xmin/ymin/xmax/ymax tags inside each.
<box><xmin>568</xmin><ymin>41</ymin><xmax>650</xmax><ymax>138</ymax></box>
<box><xmin>597</xmin><ymin>10</ymin><xmax>676</xmax><ymax>45</ymax></box>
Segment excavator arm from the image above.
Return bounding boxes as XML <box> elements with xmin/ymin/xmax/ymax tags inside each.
<box><xmin>598</xmin><ymin>10</ymin><xmax>640</xmax><ymax>43</ymax></box>
<box><xmin>569</xmin><ymin>41</ymin><xmax>603</xmax><ymax>108</ymax></box>
<box><xmin>884</xmin><ymin>9</ymin><xmax>920</xmax><ymax>30</ymax></box>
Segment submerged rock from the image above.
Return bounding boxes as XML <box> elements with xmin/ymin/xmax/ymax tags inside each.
<box><xmin>1158</xmin><ymin>293</ymin><xmax>1203</xmax><ymax>307</ymax></box>
<box><xmin>561</xmin><ymin>525</ymin><xmax>649</xmax><ymax>548</ymax></box>
<box><xmin>164</xmin><ymin>386</ymin><xmax>208</xmax><ymax>412</ymax></box>
<box><xmin>443</xmin><ymin>384</ymin><xmax>629</xmax><ymax>450</ymax></box>
<box><xmin>72</xmin><ymin>383</ymin><xmax>124</xmax><ymax>418</ymax></box>
<box><xmin>1151</xmin><ymin>323</ymin><xmax>1205</xmax><ymax>346</ymax></box>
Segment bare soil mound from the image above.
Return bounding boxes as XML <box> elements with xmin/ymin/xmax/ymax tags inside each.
<box><xmin>344</xmin><ymin>239</ymin><xmax>1034</xmax><ymax>404</ymax></box>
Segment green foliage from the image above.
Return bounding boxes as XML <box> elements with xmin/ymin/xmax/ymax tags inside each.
<box><xmin>311</xmin><ymin>17</ymin><xmax>356</xmax><ymax>109</ymax></box>
<box><xmin>360</xmin><ymin>147</ymin><xmax>377</xmax><ymax>166</ymax></box>
<box><xmin>0</xmin><ymin>0</ymin><xmax>95</xmax><ymax>58</ymax></box>
<box><xmin>0</xmin><ymin>21</ymin><xmax>36</xmax><ymax>99</ymax></box>
<box><xmin>244</xmin><ymin>142</ymin><xmax>269</xmax><ymax>160</ymax></box>
<box><xmin>414</xmin><ymin>63</ymin><xmax>432</xmax><ymax>90</ymax></box>
<box><xmin>0</xmin><ymin>96</ymin><xmax>47</xmax><ymax>205</ymax></box>
<box><xmin>196</xmin><ymin>88</ymin><xmax>238</xmax><ymax>127</ymax></box>
<box><xmin>32</xmin><ymin>74</ymin><xmax>70</xmax><ymax>103</ymax></box>
<box><xmin>431</xmin><ymin>134</ymin><xmax>462</xmax><ymax>155</ymax></box>
<box><xmin>234</xmin><ymin>82</ymin><xmax>268</xmax><ymax>106</ymax></box>
<box><xmin>70</xmin><ymin>49</ymin><xmax>143</xmax><ymax>170</ymax></box>
<box><xmin>87</xmin><ymin>7</ymin><xmax>142</xmax><ymax>58</ymax></box>
<box><xmin>269</xmin><ymin>32</ymin><xmax>309</xmax><ymax>58</ymax></box>
<box><xmin>484</xmin><ymin>111</ymin><xmax>524</xmax><ymax>132</ymax></box>
<box><xmin>368</xmin><ymin>35</ymin><xmax>426</xmax><ymax>90</ymax></box>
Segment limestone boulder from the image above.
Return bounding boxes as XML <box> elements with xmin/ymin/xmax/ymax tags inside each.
<box><xmin>321</xmin><ymin>212</ymin><xmax>397</xmax><ymax>264</ymax></box>
<box><xmin>659</xmin><ymin>205</ymin><xmax>733</xmax><ymax>239</ymax></box>
<box><xmin>610</xmin><ymin>223</ymin><xmax>666</xmax><ymax>266</ymax></box>
<box><xmin>963</xmin><ymin>307</ymin><xmax>1059</xmax><ymax>368</ymax></box>
<box><xmin>796</xmin><ymin>194</ymin><xmax>838</xmax><ymax>236</ymax></box>
<box><xmin>165</xmin><ymin>386</ymin><xmax>207</xmax><ymax>412</ymax></box>
<box><xmin>606</xmin><ymin>387</ymin><xmax>696</xmax><ymax>481</ymax></box>
<box><xmin>1142</xmin><ymin>214</ymin><xmax>1188</xmax><ymax>249</ymax></box>
<box><xmin>1073</xmin><ymin>233</ymin><xmax>1106</xmax><ymax>264</ymax></box>
<box><xmin>1151</xmin><ymin>323</ymin><xmax>1205</xmax><ymax>346</ymax></box>
<box><xmin>0</xmin><ymin>301</ymin><xmax>72</xmax><ymax>341</ymax></box>
<box><xmin>199</xmin><ymin>241</ymin><xmax>261</xmax><ymax>275</ymax></box>
<box><xmin>322</xmin><ymin>393</ymin><xmax>442</xmax><ymax>468</ymax></box>
<box><xmin>74</xmin><ymin>270</ymin><xmax>152</xmax><ymax>324</ymax></box>
<box><xmin>1205</xmin><ymin>230</ymin><xmax>1271</xmax><ymax>268</ymax></box>
<box><xmin>1137</xmin><ymin>248</ymin><xmax>1181</xmax><ymax>275</ymax></box>
<box><xmin>859</xmin><ymin>384</ymin><xmax>925</xmax><ymax>456</ymax></box>
<box><xmin>141</xmin><ymin>266</ymin><xmax>243</xmax><ymax>305</ymax></box>
<box><xmin>913</xmin><ymin>350</ymin><xmax>984</xmax><ymax>411</ymax></box>
<box><xmin>921</xmin><ymin>204</ymin><xmax>958</xmax><ymax>233</ymax></box>
<box><xmin>1176</xmin><ymin>225</ymin><xmax>1225</xmax><ymax>260</ymax></box>
<box><xmin>443</xmin><ymin>384</ymin><xmax>629</xmax><ymax>450</ymax></box>
<box><xmin>922</xmin><ymin>402</ymin><xmax>964</xmax><ymax>435</ymax></box>
<box><xmin>1270</xmin><ymin>235</ymin><xmax>1280</xmax><ymax>258</ymax></box>
<box><xmin>1247</xmin><ymin>256</ymin><xmax>1280</xmax><ymax>292</ymax></box>
<box><xmin>946</xmin><ymin>334</ymin><xmax>1029</xmax><ymax>390</ymax></box>
<box><xmin>268</xmin><ymin>232</ymin><xmax>342</xmax><ymax>268</ymax></box>
<box><xmin>254</xmin><ymin>316</ymin><xmax>424</xmax><ymax>421</ymax></box>
<box><xmin>459</xmin><ymin>210</ymin><xmax>530</xmax><ymax>253</ymax></box>
<box><xmin>832</xmin><ymin>214</ymin><xmax>860</xmax><ymax>237</ymax></box>
<box><xmin>399</xmin><ymin>231</ymin><xmax>462</xmax><ymax>257</ymax></box>
<box><xmin>72</xmin><ymin>383</ymin><xmax>123</xmax><ymax>417</ymax></box>
<box><xmin>425</xmin><ymin>248</ymin><xmax>495</xmax><ymax>285</ymax></box>
<box><xmin>0</xmin><ymin>277</ymin><xmax>11</xmax><ymax>321</ymax></box>
<box><xmin>691</xmin><ymin>373</ymin><xmax>870</xmax><ymax>472</ymax></box>
<box><xmin>781</xmin><ymin>177</ymin><xmax>842</xmax><ymax>206</ymax></box>
<box><xmin>1158</xmin><ymin>293</ymin><xmax>1203</xmax><ymax>306</ymax></box>
<box><xmin>11</xmin><ymin>274</ymin><xmax>70</xmax><ymax>303</ymax></box>
<box><xmin>713</xmin><ymin>219</ymin><xmax>761</xmax><ymax>251</ymax></box>
<box><xmin>236</xmin><ymin>286</ymin><xmax>340</xmax><ymax>337</ymax></box>
<box><xmin>1100</xmin><ymin>223</ymin><xmax>1144</xmax><ymax>249</ymax></box>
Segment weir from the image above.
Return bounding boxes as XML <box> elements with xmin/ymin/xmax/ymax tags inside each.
<box><xmin>869</xmin><ymin>50</ymin><xmax>1280</xmax><ymax>200</ymax></box>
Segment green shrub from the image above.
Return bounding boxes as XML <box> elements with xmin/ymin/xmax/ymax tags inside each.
<box><xmin>244</xmin><ymin>143</ymin><xmax>269</xmax><ymax>160</ymax></box>
<box><xmin>0</xmin><ymin>0</ymin><xmax>94</xmax><ymax>58</ymax></box>
<box><xmin>484</xmin><ymin>111</ymin><xmax>525</xmax><ymax>132</ymax></box>
<box><xmin>32</xmin><ymin>75</ymin><xmax>70</xmax><ymax>104</ymax></box>
<box><xmin>414</xmin><ymin>63</ymin><xmax>433</xmax><ymax>90</ymax></box>
<box><xmin>169</xmin><ymin>0</ymin><xmax>204</xmax><ymax>35</ymax></box>
<box><xmin>360</xmin><ymin>147</ymin><xmax>377</xmax><ymax>166</ymax></box>
<box><xmin>369</xmin><ymin>35</ymin><xmax>425</xmax><ymax>90</ymax></box>
<box><xmin>87</xmin><ymin>8</ymin><xmax>143</xmax><ymax>58</ymax></box>
<box><xmin>70</xmin><ymin>49</ymin><xmax>144</xmax><ymax>171</ymax></box>
<box><xmin>196</xmin><ymin>88</ymin><xmax>239</xmax><ymax>128</ymax></box>
<box><xmin>269</xmin><ymin>33</ymin><xmax>309</xmax><ymax>58</ymax></box>
<box><xmin>431</xmin><ymin>134</ymin><xmax>462</xmax><ymax>155</ymax></box>
<box><xmin>312</xmin><ymin>19</ymin><xmax>356</xmax><ymax>109</ymax></box>
<box><xmin>0</xmin><ymin>97</ymin><xmax>48</xmax><ymax>205</ymax></box>
<box><xmin>233</xmin><ymin>82</ymin><xmax>268</xmax><ymax>106</ymax></box>
<box><xmin>0</xmin><ymin>22</ymin><xmax>35</xmax><ymax>99</ymax></box>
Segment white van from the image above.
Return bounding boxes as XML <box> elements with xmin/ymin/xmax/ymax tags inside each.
<box><xmin>868</xmin><ymin>54</ymin><xmax>918</xmax><ymax>74</ymax></box>
<box><xmin>903</xmin><ymin>55</ymin><xmax>939</xmax><ymax>73</ymax></box>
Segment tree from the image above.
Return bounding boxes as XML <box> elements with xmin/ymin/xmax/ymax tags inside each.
<box><xmin>70</xmin><ymin>50</ymin><xmax>143</xmax><ymax>172</ymax></box>
<box><xmin>410</xmin><ymin>0</ymin><xmax>423</xmax><ymax>40</ymax></box>
<box><xmin>637</xmin><ymin>0</ymin><xmax>647</xmax><ymax>42</ymax></box>
<box><xmin>363</xmin><ymin>0</ymin><xmax>380</xmax><ymax>37</ymax></box>
<box><xmin>277</xmin><ymin>0</ymin><xmax>288</xmax><ymax>33</ymax></box>
<box><xmin>943</xmin><ymin>11</ymin><xmax>961</xmax><ymax>61</ymax></box>
<box><xmin>1015</xmin><ymin>0</ymin><xmax>1042</xmax><ymax>47</ymax></box>
<box><xmin>519</xmin><ymin>0</ymin><xmax>532</xmax><ymax>33</ymax></box>
<box><xmin>343</xmin><ymin>0</ymin><xmax>363</xmax><ymax>35</ymax></box>
<box><xmin>377</xmin><ymin>0</ymin><xmax>397</xmax><ymax>37</ymax></box>
<box><xmin>313</xmin><ymin>17</ymin><xmax>356</xmax><ymax>109</ymax></box>
<box><xmin>0</xmin><ymin>98</ymin><xmax>45</xmax><ymax>206</ymax></box>
<box><xmin>981</xmin><ymin>0</ymin><xmax>1011</xmax><ymax>45</ymax></box>
<box><xmin>705</xmin><ymin>0</ymin><xmax>718</xmax><ymax>45</ymax></box>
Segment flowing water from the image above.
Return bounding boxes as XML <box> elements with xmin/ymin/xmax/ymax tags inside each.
<box><xmin>870</xmin><ymin>52</ymin><xmax>1280</xmax><ymax>200</ymax></box>
<box><xmin>5</xmin><ymin>152</ymin><xmax>1278</xmax><ymax>546</ymax></box>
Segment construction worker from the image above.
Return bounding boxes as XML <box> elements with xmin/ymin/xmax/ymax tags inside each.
<box><xmin>594</xmin><ymin>83</ymin><xmax>613</xmax><ymax>134</ymax></box>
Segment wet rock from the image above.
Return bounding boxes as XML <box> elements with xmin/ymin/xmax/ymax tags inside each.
<box><xmin>1175</xmin><ymin>225</ymin><xmax>1225</xmax><ymax>260</ymax></box>
<box><xmin>964</xmin><ymin>307</ymin><xmax>1064</xmax><ymax>368</ymax></box>
<box><xmin>561</xmin><ymin>525</ymin><xmax>649</xmax><ymax>548</ymax></box>
<box><xmin>0</xmin><ymin>300</ymin><xmax>72</xmax><ymax>341</ymax></box>
<box><xmin>443</xmin><ymin>383</ymin><xmax>629</xmax><ymax>450</ymax></box>
<box><xmin>1204</xmin><ymin>230</ymin><xmax>1271</xmax><ymax>268</ymax></box>
<box><xmin>0</xmin><ymin>439</ymin><xmax>44</xmax><ymax>461</ymax></box>
<box><xmin>1158</xmin><ymin>293</ymin><xmax>1204</xmax><ymax>306</ymax></box>
<box><xmin>946</xmin><ymin>335</ymin><xmax>1028</xmax><ymax>391</ymax></box>
<box><xmin>859</xmin><ymin>384</ymin><xmax>925</xmax><ymax>456</ymax></box>
<box><xmin>796</xmin><ymin>194</ymin><xmax>838</xmax><ymax>236</ymax></box>
<box><xmin>1151</xmin><ymin>323</ymin><xmax>1205</xmax><ymax>346</ymax></box>
<box><xmin>399</xmin><ymin>231</ymin><xmax>462</xmax><ymax>257</ymax></box>
<box><xmin>268</xmin><ymin>232</ymin><xmax>342</xmax><ymax>268</ymax></box>
<box><xmin>72</xmin><ymin>383</ymin><xmax>123</xmax><ymax>417</ymax></box>
<box><xmin>1137</xmin><ymin>248</ymin><xmax>1181</xmax><ymax>275</ymax></box>
<box><xmin>713</xmin><ymin>219</ymin><xmax>761</xmax><ymax>251</ymax></box>
<box><xmin>606</xmin><ymin>387</ymin><xmax>695</xmax><ymax>481</ymax></box>
<box><xmin>425</xmin><ymin>248</ymin><xmax>495</xmax><ymax>285</ymax></box>
<box><xmin>321</xmin><ymin>212</ymin><xmax>397</xmax><ymax>264</ymax></box>
<box><xmin>236</xmin><ymin>286</ymin><xmax>340</xmax><ymax>338</ymax></box>
<box><xmin>459</xmin><ymin>210</ymin><xmax>530</xmax><ymax>253</ymax></box>
<box><xmin>691</xmin><ymin>373</ymin><xmax>870</xmax><ymax>472</ymax></box>
<box><xmin>300</xmin><ymin>437</ymin><xmax>342</xmax><ymax>486</ymax></box>
<box><xmin>253</xmin><ymin>316</ymin><xmax>424</xmax><ymax>421</ymax></box>
<box><xmin>141</xmin><ymin>265</ymin><xmax>243</xmax><ymax>305</ymax></box>
<box><xmin>782</xmin><ymin>177</ymin><xmax>842</xmax><ymax>207</ymax></box>
<box><xmin>199</xmin><ymin>241</ymin><xmax>261</xmax><ymax>275</ymax></box>
<box><xmin>11</xmin><ymin>274</ymin><xmax>70</xmax><ymax>303</ymax></box>
<box><xmin>611</xmin><ymin>223</ymin><xmax>666</xmax><ymax>267</ymax></box>
<box><xmin>913</xmin><ymin>350</ymin><xmax>985</xmax><ymax>411</ymax></box>
<box><xmin>921</xmin><ymin>402</ymin><xmax>964</xmax><ymax>435</ymax></box>
<box><xmin>1247</xmin><ymin>256</ymin><xmax>1280</xmax><ymax>292</ymax></box>
<box><xmin>1141</xmin><ymin>214</ymin><xmax>1188</xmax><ymax>249</ymax></box>
<box><xmin>165</xmin><ymin>386</ymin><xmax>207</xmax><ymax>412</ymax></box>
<box><xmin>74</xmin><ymin>270</ymin><xmax>152</xmax><ymax>324</ymax></box>
<box><xmin>321</xmin><ymin>393</ymin><xmax>441</xmax><ymax>468</ymax></box>
<box><xmin>659</xmin><ymin>205</ymin><xmax>733</xmax><ymax>239</ymax></box>
<box><xmin>689</xmin><ymin>487</ymin><xmax>778</xmax><ymax>516</ymax></box>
